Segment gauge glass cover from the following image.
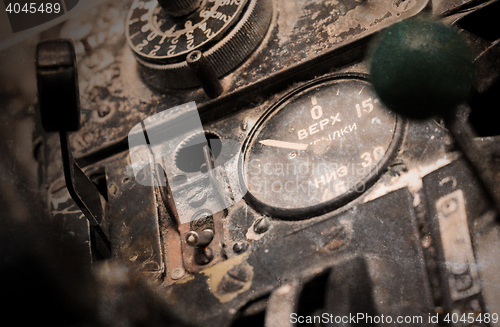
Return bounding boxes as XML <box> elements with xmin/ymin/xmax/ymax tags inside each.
<box><xmin>242</xmin><ymin>75</ymin><xmax>402</xmax><ymax>218</ymax></box>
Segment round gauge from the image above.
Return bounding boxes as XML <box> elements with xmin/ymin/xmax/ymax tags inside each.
<box><xmin>241</xmin><ymin>74</ymin><xmax>404</xmax><ymax>219</ymax></box>
<box><xmin>126</xmin><ymin>0</ymin><xmax>247</xmax><ymax>63</ymax></box>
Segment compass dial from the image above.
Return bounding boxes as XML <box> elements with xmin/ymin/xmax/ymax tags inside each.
<box><xmin>125</xmin><ymin>0</ymin><xmax>272</xmax><ymax>89</ymax></box>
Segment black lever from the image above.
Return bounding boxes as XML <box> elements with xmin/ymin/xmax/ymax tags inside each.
<box><xmin>36</xmin><ymin>39</ymin><xmax>111</xmax><ymax>255</ymax></box>
<box><xmin>369</xmin><ymin>16</ymin><xmax>500</xmax><ymax>216</ymax></box>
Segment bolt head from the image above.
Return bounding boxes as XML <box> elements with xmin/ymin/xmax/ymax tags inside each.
<box><xmin>440</xmin><ymin>198</ymin><xmax>458</xmax><ymax>215</ymax></box>
<box><xmin>171</xmin><ymin>268</ymin><xmax>185</xmax><ymax>280</ymax></box>
<box><xmin>227</xmin><ymin>265</ymin><xmax>250</xmax><ymax>282</ymax></box>
<box><xmin>186</xmin><ymin>186</ymin><xmax>207</xmax><ymax>207</ymax></box>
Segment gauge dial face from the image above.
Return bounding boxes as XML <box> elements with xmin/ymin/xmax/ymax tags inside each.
<box><xmin>126</xmin><ymin>0</ymin><xmax>247</xmax><ymax>63</ymax></box>
<box><xmin>242</xmin><ymin>75</ymin><xmax>402</xmax><ymax>218</ymax></box>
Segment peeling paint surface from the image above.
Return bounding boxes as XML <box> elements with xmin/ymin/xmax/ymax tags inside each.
<box><xmin>364</xmin><ymin>154</ymin><xmax>460</xmax><ymax>204</ymax></box>
<box><xmin>202</xmin><ymin>252</ymin><xmax>253</xmax><ymax>303</ymax></box>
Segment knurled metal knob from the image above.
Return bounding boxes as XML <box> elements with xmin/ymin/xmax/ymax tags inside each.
<box><xmin>158</xmin><ymin>0</ymin><xmax>202</xmax><ymax>17</ymax></box>
<box><xmin>126</xmin><ymin>0</ymin><xmax>272</xmax><ymax>90</ymax></box>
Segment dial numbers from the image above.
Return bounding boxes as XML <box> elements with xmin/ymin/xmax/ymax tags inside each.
<box><xmin>126</xmin><ymin>0</ymin><xmax>247</xmax><ymax>62</ymax></box>
<box><xmin>242</xmin><ymin>76</ymin><xmax>402</xmax><ymax>218</ymax></box>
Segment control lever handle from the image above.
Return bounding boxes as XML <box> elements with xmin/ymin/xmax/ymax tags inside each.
<box><xmin>36</xmin><ymin>39</ymin><xmax>111</xmax><ymax>255</ymax></box>
<box><xmin>186</xmin><ymin>229</ymin><xmax>214</xmax><ymax>247</ymax></box>
<box><xmin>369</xmin><ymin>16</ymin><xmax>500</xmax><ymax>216</ymax></box>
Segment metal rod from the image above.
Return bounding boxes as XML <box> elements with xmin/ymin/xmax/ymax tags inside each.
<box><xmin>445</xmin><ymin>107</ymin><xmax>500</xmax><ymax>216</ymax></box>
<box><xmin>186</xmin><ymin>50</ymin><xmax>223</xmax><ymax>98</ymax></box>
<box><xmin>186</xmin><ymin>229</ymin><xmax>214</xmax><ymax>247</ymax></box>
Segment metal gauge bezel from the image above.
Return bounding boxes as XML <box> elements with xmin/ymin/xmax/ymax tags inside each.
<box><xmin>239</xmin><ymin>73</ymin><xmax>405</xmax><ymax>220</ymax></box>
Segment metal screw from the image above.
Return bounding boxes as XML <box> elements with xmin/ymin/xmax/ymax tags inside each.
<box><xmin>241</xmin><ymin>120</ymin><xmax>248</xmax><ymax>131</ymax></box>
<box><xmin>232</xmin><ymin>242</ymin><xmax>248</xmax><ymax>254</ymax></box>
<box><xmin>186</xmin><ymin>186</ymin><xmax>206</xmax><ymax>207</ymax></box>
<box><xmin>171</xmin><ymin>268</ymin><xmax>185</xmax><ymax>280</ymax></box>
<box><xmin>241</xmin><ymin>118</ymin><xmax>254</xmax><ymax>131</ymax></box>
<box><xmin>227</xmin><ymin>265</ymin><xmax>250</xmax><ymax>282</ymax></box>
<box><xmin>98</xmin><ymin>104</ymin><xmax>111</xmax><ymax>117</ymax></box>
<box><xmin>186</xmin><ymin>234</ymin><xmax>197</xmax><ymax>245</ymax></box>
<box><xmin>254</xmin><ymin>218</ymin><xmax>270</xmax><ymax>234</ymax></box>
<box><xmin>108</xmin><ymin>183</ymin><xmax>118</xmax><ymax>195</ymax></box>
<box><xmin>83</xmin><ymin>132</ymin><xmax>94</xmax><ymax>144</ymax></box>
<box><xmin>388</xmin><ymin>160</ymin><xmax>407</xmax><ymax>176</ymax></box>
<box><xmin>440</xmin><ymin>198</ymin><xmax>458</xmax><ymax>216</ymax></box>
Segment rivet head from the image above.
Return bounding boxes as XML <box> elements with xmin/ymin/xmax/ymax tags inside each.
<box><xmin>232</xmin><ymin>242</ymin><xmax>248</xmax><ymax>254</ymax></box>
<box><xmin>186</xmin><ymin>186</ymin><xmax>206</xmax><ymax>207</ymax></box>
<box><xmin>219</xmin><ymin>264</ymin><xmax>252</xmax><ymax>293</ymax></box>
<box><xmin>171</xmin><ymin>268</ymin><xmax>185</xmax><ymax>280</ymax></box>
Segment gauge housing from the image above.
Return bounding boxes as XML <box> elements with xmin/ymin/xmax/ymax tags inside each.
<box><xmin>240</xmin><ymin>73</ymin><xmax>405</xmax><ymax>219</ymax></box>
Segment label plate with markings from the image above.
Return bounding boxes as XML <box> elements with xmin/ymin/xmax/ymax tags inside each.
<box><xmin>436</xmin><ymin>189</ymin><xmax>481</xmax><ymax>301</ymax></box>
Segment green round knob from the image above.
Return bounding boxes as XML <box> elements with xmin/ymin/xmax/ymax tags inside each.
<box><xmin>369</xmin><ymin>16</ymin><xmax>474</xmax><ymax>120</ymax></box>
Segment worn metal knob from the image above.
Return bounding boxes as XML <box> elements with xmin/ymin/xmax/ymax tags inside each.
<box><xmin>126</xmin><ymin>0</ymin><xmax>272</xmax><ymax>90</ymax></box>
<box><xmin>158</xmin><ymin>0</ymin><xmax>202</xmax><ymax>17</ymax></box>
<box><xmin>370</xmin><ymin>16</ymin><xmax>474</xmax><ymax>120</ymax></box>
<box><xmin>369</xmin><ymin>16</ymin><xmax>500</xmax><ymax>216</ymax></box>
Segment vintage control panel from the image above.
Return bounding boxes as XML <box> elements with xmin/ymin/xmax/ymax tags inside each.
<box><xmin>31</xmin><ymin>0</ymin><xmax>500</xmax><ymax>326</ymax></box>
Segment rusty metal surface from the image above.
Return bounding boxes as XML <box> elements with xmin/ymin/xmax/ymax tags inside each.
<box><xmin>106</xmin><ymin>152</ymin><xmax>164</xmax><ymax>276</ymax></box>
<box><xmin>38</xmin><ymin>53</ymin><xmax>500</xmax><ymax>327</ymax></box>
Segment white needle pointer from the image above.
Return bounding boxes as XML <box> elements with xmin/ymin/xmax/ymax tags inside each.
<box><xmin>259</xmin><ymin>139</ymin><xmax>309</xmax><ymax>151</ymax></box>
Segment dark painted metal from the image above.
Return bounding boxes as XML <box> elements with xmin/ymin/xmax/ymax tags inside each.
<box><xmin>36</xmin><ymin>39</ymin><xmax>111</xmax><ymax>255</ymax></box>
<box><xmin>186</xmin><ymin>50</ymin><xmax>223</xmax><ymax>98</ymax></box>
<box><xmin>31</xmin><ymin>0</ymin><xmax>500</xmax><ymax>326</ymax></box>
